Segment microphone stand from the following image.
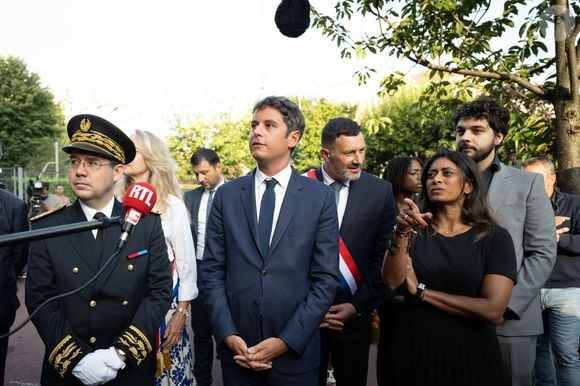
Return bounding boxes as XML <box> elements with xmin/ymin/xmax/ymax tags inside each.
<box><xmin>0</xmin><ymin>216</ymin><xmax>125</xmax><ymax>340</ymax></box>
<box><xmin>0</xmin><ymin>216</ymin><xmax>124</xmax><ymax>246</ymax></box>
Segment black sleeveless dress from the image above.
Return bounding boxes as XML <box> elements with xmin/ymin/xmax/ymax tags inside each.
<box><xmin>386</xmin><ymin>226</ymin><xmax>516</xmax><ymax>386</ymax></box>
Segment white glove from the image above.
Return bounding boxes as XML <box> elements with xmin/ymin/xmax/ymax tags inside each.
<box><xmin>100</xmin><ymin>346</ymin><xmax>126</xmax><ymax>370</ymax></box>
<box><xmin>72</xmin><ymin>352</ymin><xmax>118</xmax><ymax>385</ymax></box>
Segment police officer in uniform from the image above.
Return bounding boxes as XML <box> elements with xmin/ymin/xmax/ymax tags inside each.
<box><xmin>25</xmin><ymin>114</ymin><xmax>172</xmax><ymax>385</ymax></box>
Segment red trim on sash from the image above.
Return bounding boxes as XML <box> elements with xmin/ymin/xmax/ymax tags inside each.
<box><xmin>306</xmin><ymin>168</ymin><xmax>362</xmax><ymax>292</ymax></box>
<box><xmin>339</xmin><ymin>238</ymin><xmax>363</xmax><ymax>287</ymax></box>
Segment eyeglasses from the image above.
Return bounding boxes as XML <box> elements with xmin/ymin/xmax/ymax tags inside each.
<box><xmin>65</xmin><ymin>159</ymin><xmax>114</xmax><ymax>171</ymax></box>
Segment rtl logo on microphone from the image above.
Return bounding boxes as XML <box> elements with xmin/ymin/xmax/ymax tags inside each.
<box><xmin>126</xmin><ymin>208</ymin><xmax>142</xmax><ymax>225</ymax></box>
<box><xmin>128</xmin><ymin>184</ymin><xmax>155</xmax><ymax>207</ymax></box>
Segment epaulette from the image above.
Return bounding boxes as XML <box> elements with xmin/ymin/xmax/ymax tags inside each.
<box><xmin>30</xmin><ymin>203</ymin><xmax>66</xmax><ymax>221</ymax></box>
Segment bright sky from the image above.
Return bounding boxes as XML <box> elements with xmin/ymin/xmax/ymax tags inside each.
<box><xmin>0</xmin><ymin>0</ymin><xmax>403</xmax><ymax>138</ymax></box>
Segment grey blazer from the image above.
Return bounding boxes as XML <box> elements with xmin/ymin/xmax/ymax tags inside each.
<box><xmin>490</xmin><ymin>162</ymin><xmax>557</xmax><ymax>336</ymax></box>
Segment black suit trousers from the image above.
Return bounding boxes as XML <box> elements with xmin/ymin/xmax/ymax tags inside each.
<box><xmin>318</xmin><ymin>314</ymin><xmax>372</xmax><ymax>386</ymax></box>
<box><xmin>191</xmin><ymin>259</ymin><xmax>215</xmax><ymax>386</ymax></box>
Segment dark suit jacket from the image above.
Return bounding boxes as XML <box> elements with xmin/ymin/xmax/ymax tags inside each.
<box><xmin>0</xmin><ymin>190</ymin><xmax>28</xmax><ymax>332</ymax></box>
<box><xmin>183</xmin><ymin>186</ymin><xmax>203</xmax><ymax>250</ymax></box>
<box><xmin>25</xmin><ymin>200</ymin><xmax>172</xmax><ymax>385</ymax></box>
<box><xmin>312</xmin><ymin>169</ymin><xmax>397</xmax><ymax>316</ymax></box>
<box><xmin>201</xmin><ymin>169</ymin><xmax>339</xmax><ymax>374</ymax></box>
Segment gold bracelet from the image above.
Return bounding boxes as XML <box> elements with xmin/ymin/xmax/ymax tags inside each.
<box><xmin>175</xmin><ymin>307</ymin><xmax>190</xmax><ymax>317</ymax></box>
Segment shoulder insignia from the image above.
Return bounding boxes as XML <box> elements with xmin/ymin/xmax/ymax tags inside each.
<box><xmin>30</xmin><ymin>203</ymin><xmax>66</xmax><ymax>221</ymax></box>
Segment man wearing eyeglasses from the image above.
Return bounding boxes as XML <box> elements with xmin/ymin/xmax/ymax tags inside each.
<box><xmin>25</xmin><ymin>114</ymin><xmax>172</xmax><ymax>385</ymax></box>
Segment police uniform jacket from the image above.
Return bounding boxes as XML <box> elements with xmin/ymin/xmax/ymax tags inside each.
<box><xmin>25</xmin><ymin>199</ymin><xmax>172</xmax><ymax>385</ymax></box>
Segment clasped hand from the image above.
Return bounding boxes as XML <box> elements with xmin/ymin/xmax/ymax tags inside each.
<box><xmin>225</xmin><ymin>335</ymin><xmax>288</xmax><ymax>371</ymax></box>
<box><xmin>320</xmin><ymin>303</ymin><xmax>357</xmax><ymax>331</ymax></box>
<box><xmin>72</xmin><ymin>346</ymin><xmax>126</xmax><ymax>385</ymax></box>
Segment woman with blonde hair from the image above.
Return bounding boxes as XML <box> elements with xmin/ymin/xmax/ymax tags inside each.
<box><xmin>118</xmin><ymin>130</ymin><xmax>197</xmax><ymax>385</ymax></box>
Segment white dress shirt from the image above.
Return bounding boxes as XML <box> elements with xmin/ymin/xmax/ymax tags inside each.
<box><xmin>196</xmin><ymin>179</ymin><xmax>225</xmax><ymax>260</ymax></box>
<box><xmin>79</xmin><ymin>197</ymin><xmax>115</xmax><ymax>239</ymax></box>
<box><xmin>321</xmin><ymin>165</ymin><xmax>350</xmax><ymax>227</ymax></box>
<box><xmin>254</xmin><ymin>164</ymin><xmax>292</xmax><ymax>246</ymax></box>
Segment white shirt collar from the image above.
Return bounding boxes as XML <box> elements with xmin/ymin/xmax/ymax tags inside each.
<box><xmin>321</xmin><ymin>164</ymin><xmax>350</xmax><ymax>188</ymax></box>
<box><xmin>256</xmin><ymin>163</ymin><xmax>292</xmax><ymax>189</ymax></box>
<box><xmin>79</xmin><ymin>197</ymin><xmax>116</xmax><ymax>221</ymax></box>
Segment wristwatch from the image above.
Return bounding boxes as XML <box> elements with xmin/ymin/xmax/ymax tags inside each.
<box><xmin>387</xmin><ymin>241</ymin><xmax>401</xmax><ymax>256</ymax></box>
<box><xmin>414</xmin><ymin>283</ymin><xmax>426</xmax><ymax>301</ymax></box>
<box><xmin>176</xmin><ymin>306</ymin><xmax>190</xmax><ymax>317</ymax></box>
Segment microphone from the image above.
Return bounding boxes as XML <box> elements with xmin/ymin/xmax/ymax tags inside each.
<box><xmin>0</xmin><ymin>216</ymin><xmax>123</xmax><ymax>246</ymax></box>
<box><xmin>275</xmin><ymin>0</ymin><xmax>311</xmax><ymax>38</ymax></box>
<box><xmin>116</xmin><ymin>182</ymin><xmax>157</xmax><ymax>253</ymax></box>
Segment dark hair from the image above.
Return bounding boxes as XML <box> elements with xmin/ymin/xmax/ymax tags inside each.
<box><xmin>321</xmin><ymin>118</ymin><xmax>362</xmax><ymax>148</ymax></box>
<box><xmin>190</xmin><ymin>148</ymin><xmax>220</xmax><ymax>167</ymax></box>
<box><xmin>420</xmin><ymin>150</ymin><xmax>497</xmax><ymax>239</ymax></box>
<box><xmin>253</xmin><ymin>96</ymin><xmax>305</xmax><ymax>138</ymax></box>
<box><xmin>452</xmin><ymin>96</ymin><xmax>510</xmax><ymax>137</ymax></box>
<box><xmin>382</xmin><ymin>156</ymin><xmax>423</xmax><ymax>197</ymax></box>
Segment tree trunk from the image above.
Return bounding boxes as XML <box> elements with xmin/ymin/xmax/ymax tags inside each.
<box><xmin>554</xmin><ymin>98</ymin><xmax>580</xmax><ymax>195</ymax></box>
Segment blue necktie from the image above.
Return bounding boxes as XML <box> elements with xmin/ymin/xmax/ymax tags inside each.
<box><xmin>206</xmin><ymin>189</ymin><xmax>215</xmax><ymax>222</ymax></box>
<box><xmin>330</xmin><ymin>181</ymin><xmax>342</xmax><ymax>206</ymax></box>
<box><xmin>258</xmin><ymin>179</ymin><xmax>277</xmax><ymax>256</ymax></box>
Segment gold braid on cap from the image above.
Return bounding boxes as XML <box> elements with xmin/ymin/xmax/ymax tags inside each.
<box><xmin>71</xmin><ymin>118</ymin><xmax>125</xmax><ymax>163</ymax></box>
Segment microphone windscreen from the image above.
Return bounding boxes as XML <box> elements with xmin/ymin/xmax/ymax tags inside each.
<box><xmin>123</xmin><ymin>182</ymin><xmax>157</xmax><ymax>217</ymax></box>
<box><xmin>275</xmin><ymin>0</ymin><xmax>310</xmax><ymax>38</ymax></box>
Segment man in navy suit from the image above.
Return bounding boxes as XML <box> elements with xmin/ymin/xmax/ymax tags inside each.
<box><xmin>184</xmin><ymin>147</ymin><xmax>225</xmax><ymax>386</ymax></box>
<box><xmin>0</xmin><ymin>142</ymin><xmax>29</xmax><ymax>386</ymax></box>
<box><xmin>201</xmin><ymin>96</ymin><xmax>339</xmax><ymax>386</ymax></box>
<box><xmin>306</xmin><ymin>118</ymin><xmax>397</xmax><ymax>386</ymax></box>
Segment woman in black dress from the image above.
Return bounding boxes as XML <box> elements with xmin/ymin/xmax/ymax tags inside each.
<box><xmin>382</xmin><ymin>150</ymin><xmax>517</xmax><ymax>386</ymax></box>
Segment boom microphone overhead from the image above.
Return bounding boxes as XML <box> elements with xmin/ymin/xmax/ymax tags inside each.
<box><xmin>275</xmin><ymin>0</ymin><xmax>311</xmax><ymax>38</ymax></box>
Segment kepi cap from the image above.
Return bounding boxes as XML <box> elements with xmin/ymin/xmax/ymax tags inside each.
<box><xmin>63</xmin><ymin>114</ymin><xmax>136</xmax><ymax>164</ymax></box>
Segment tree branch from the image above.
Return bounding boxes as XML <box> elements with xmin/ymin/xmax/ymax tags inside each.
<box><xmin>529</xmin><ymin>58</ymin><xmax>557</xmax><ymax>76</ymax></box>
<box><xmin>566</xmin><ymin>19</ymin><xmax>579</xmax><ymax>105</ymax></box>
<box><xmin>407</xmin><ymin>56</ymin><xmax>546</xmax><ymax>97</ymax></box>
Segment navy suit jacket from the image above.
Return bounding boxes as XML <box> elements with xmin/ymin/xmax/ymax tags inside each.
<box><xmin>0</xmin><ymin>190</ymin><xmax>28</xmax><ymax>332</ymax></box>
<box><xmin>201</xmin><ymin>168</ymin><xmax>339</xmax><ymax>374</ymax></box>
<box><xmin>311</xmin><ymin>169</ymin><xmax>397</xmax><ymax>315</ymax></box>
<box><xmin>183</xmin><ymin>187</ymin><xmax>203</xmax><ymax>250</ymax></box>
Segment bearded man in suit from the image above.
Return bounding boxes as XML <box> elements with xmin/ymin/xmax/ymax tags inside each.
<box><xmin>184</xmin><ymin>147</ymin><xmax>225</xmax><ymax>386</ymax></box>
<box><xmin>455</xmin><ymin>96</ymin><xmax>557</xmax><ymax>386</ymax></box>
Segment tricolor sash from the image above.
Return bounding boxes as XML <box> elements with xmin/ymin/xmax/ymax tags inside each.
<box><xmin>305</xmin><ymin>169</ymin><xmax>362</xmax><ymax>296</ymax></box>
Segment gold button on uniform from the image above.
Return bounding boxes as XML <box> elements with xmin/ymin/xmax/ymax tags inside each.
<box><xmin>72</xmin><ymin>267</ymin><xmax>79</xmax><ymax>274</ymax></box>
<box><xmin>89</xmin><ymin>337</ymin><xmax>96</xmax><ymax>344</ymax></box>
<box><xmin>127</xmin><ymin>264</ymin><xmax>134</xmax><ymax>271</ymax></box>
<box><xmin>89</xmin><ymin>300</ymin><xmax>96</xmax><ymax>307</ymax></box>
<box><xmin>122</xmin><ymin>300</ymin><xmax>129</xmax><ymax>306</ymax></box>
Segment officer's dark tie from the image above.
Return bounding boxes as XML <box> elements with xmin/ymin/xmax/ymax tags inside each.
<box><xmin>330</xmin><ymin>181</ymin><xmax>343</xmax><ymax>206</ymax></box>
<box><xmin>93</xmin><ymin>212</ymin><xmax>107</xmax><ymax>255</ymax></box>
<box><xmin>206</xmin><ymin>189</ymin><xmax>215</xmax><ymax>222</ymax></box>
<box><xmin>258</xmin><ymin>179</ymin><xmax>277</xmax><ymax>256</ymax></box>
